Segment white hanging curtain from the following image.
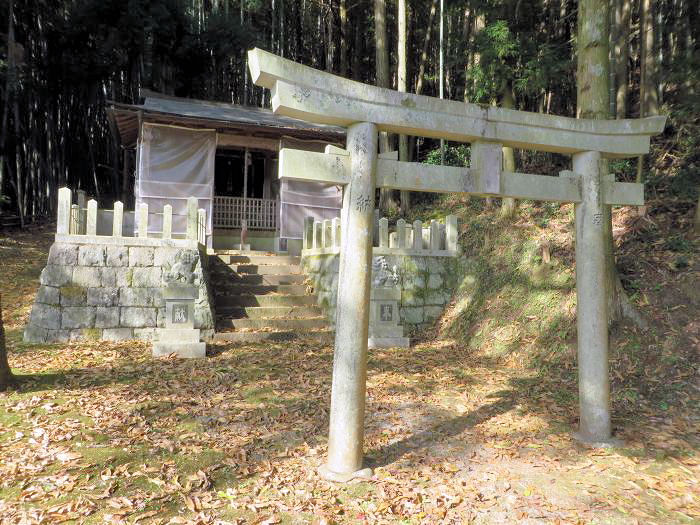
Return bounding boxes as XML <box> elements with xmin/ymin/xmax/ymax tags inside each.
<box><xmin>279</xmin><ymin>179</ymin><xmax>342</xmax><ymax>239</ymax></box>
<box><xmin>136</xmin><ymin>123</ymin><xmax>216</xmax><ymax>236</ymax></box>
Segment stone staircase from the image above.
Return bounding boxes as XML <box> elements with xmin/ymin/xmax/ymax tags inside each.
<box><xmin>209</xmin><ymin>251</ymin><xmax>334</xmax><ymax>343</ymax></box>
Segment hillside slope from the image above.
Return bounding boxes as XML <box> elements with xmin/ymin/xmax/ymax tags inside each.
<box><xmin>411</xmin><ymin>185</ymin><xmax>698</xmax><ymax>452</ymax></box>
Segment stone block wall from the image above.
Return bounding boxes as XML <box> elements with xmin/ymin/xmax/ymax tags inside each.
<box><xmin>302</xmin><ymin>253</ymin><xmax>462</xmax><ymax>329</ymax></box>
<box><xmin>24</xmin><ymin>241</ymin><xmax>215</xmax><ymax>343</ymax></box>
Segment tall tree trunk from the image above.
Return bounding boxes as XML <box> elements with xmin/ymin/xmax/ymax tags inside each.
<box><xmin>500</xmin><ymin>82</ymin><xmax>517</xmax><ymax>218</ymax></box>
<box><xmin>461</xmin><ymin>5</ymin><xmax>473</xmax><ymax>102</ymax></box>
<box><xmin>279</xmin><ymin>0</ymin><xmax>285</xmax><ymax>57</ymax></box>
<box><xmin>469</xmin><ymin>13</ymin><xmax>486</xmax><ymax>101</ymax></box>
<box><xmin>577</xmin><ymin>0</ymin><xmax>646</xmax><ymax>328</ymax></box>
<box><xmin>415</xmin><ymin>0</ymin><xmax>438</xmax><ymax>96</ymax></box>
<box><xmin>637</xmin><ymin>0</ymin><xmax>659</xmax><ymax>183</ymax></box>
<box><xmin>398</xmin><ymin>0</ymin><xmax>410</xmax><ymax>214</ymax></box>
<box><xmin>339</xmin><ymin>0</ymin><xmax>348</xmax><ymax>77</ymax></box>
<box><xmin>241</xmin><ymin>0</ymin><xmax>249</xmax><ymax>105</ymax></box>
<box><xmin>614</xmin><ymin>0</ymin><xmax>630</xmax><ymax>118</ymax></box>
<box><xmin>352</xmin><ymin>6</ymin><xmax>362</xmax><ymax>80</ymax></box>
<box><xmin>6</xmin><ymin>0</ymin><xmax>25</xmax><ymax>226</ymax></box>
<box><xmin>375</xmin><ymin>0</ymin><xmax>393</xmax><ymax>212</ymax></box>
<box><xmin>0</xmin><ymin>296</ymin><xmax>15</xmax><ymax>391</ymax></box>
<box><xmin>0</xmin><ymin>1</ymin><xmax>13</xmax><ymax>205</ymax></box>
<box><xmin>325</xmin><ymin>0</ymin><xmax>334</xmax><ymax>72</ymax></box>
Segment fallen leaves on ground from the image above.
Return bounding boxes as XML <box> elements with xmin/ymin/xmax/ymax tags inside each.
<box><xmin>0</xmin><ymin>337</ymin><xmax>697</xmax><ymax>524</ymax></box>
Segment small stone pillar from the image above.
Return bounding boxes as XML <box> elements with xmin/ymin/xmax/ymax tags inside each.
<box><xmin>303</xmin><ymin>217</ymin><xmax>314</xmax><ymax>250</ymax></box>
<box><xmin>322</xmin><ymin>219</ymin><xmax>332</xmax><ymax>248</ymax></box>
<box><xmin>313</xmin><ymin>221</ymin><xmax>322</xmax><ymax>249</ymax></box>
<box><xmin>86</xmin><ymin>199</ymin><xmax>98</xmax><ymax>236</ymax></box>
<box><xmin>198</xmin><ymin>208</ymin><xmax>207</xmax><ymax>244</ymax></box>
<box><xmin>57</xmin><ymin>187</ymin><xmax>71</xmax><ymax>235</ymax></box>
<box><xmin>153</xmin><ymin>284</ymin><xmax>206</xmax><ymax>359</ymax></box>
<box><xmin>76</xmin><ymin>190</ymin><xmax>87</xmax><ymax>234</ymax></box>
<box><xmin>429</xmin><ymin>219</ymin><xmax>440</xmax><ymax>252</ymax></box>
<box><xmin>332</xmin><ymin>217</ymin><xmax>341</xmax><ymax>248</ymax></box>
<box><xmin>412</xmin><ymin>220</ymin><xmax>422</xmax><ymax>251</ymax></box>
<box><xmin>396</xmin><ymin>219</ymin><xmax>406</xmax><ymax>248</ymax></box>
<box><xmin>186</xmin><ymin>197</ymin><xmax>198</xmax><ymax>240</ymax></box>
<box><xmin>162</xmin><ymin>204</ymin><xmax>172</xmax><ymax>239</ymax></box>
<box><xmin>113</xmin><ymin>201</ymin><xmax>124</xmax><ymax>237</ymax></box>
<box><xmin>446</xmin><ymin>215</ymin><xmax>458</xmax><ymax>253</ymax></box>
<box><xmin>378</xmin><ymin>217</ymin><xmax>389</xmax><ymax>248</ymax></box>
<box><xmin>137</xmin><ymin>203</ymin><xmax>148</xmax><ymax>238</ymax></box>
<box><xmin>70</xmin><ymin>204</ymin><xmax>80</xmax><ymax>234</ymax></box>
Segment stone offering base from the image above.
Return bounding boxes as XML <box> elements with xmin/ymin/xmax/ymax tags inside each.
<box><xmin>24</xmin><ymin>236</ymin><xmax>215</xmax><ymax>343</ymax></box>
<box><xmin>153</xmin><ymin>328</ymin><xmax>206</xmax><ymax>358</ymax></box>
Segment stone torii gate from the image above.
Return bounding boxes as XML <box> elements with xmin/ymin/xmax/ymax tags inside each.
<box><xmin>248</xmin><ymin>48</ymin><xmax>666</xmax><ymax>482</ymax></box>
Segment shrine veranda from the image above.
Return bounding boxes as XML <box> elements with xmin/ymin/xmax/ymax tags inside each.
<box><xmin>246</xmin><ymin>48</ymin><xmax>666</xmax><ymax>482</ymax></box>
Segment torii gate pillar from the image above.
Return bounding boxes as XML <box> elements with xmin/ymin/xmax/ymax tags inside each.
<box><xmin>319</xmin><ymin>122</ymin><xmax>377</xmax><ymax>482</ymax></box>
<box><xmin>572</xmin><ymin>151</ymin><xmax>618</xmax><ymax>445</ymax></box>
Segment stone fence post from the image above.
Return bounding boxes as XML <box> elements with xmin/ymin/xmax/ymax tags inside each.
<box><xmin>113</xmin><ymin>201</ymin><xmax>124</xmax><ymax>237</ymax></box>
<box><xmin>57</xmin><ymin>188</ymin><xmax>71</xmax><ymax>235</ymax></box>
<box><xmin>186</xmin><ymin>197</ymin><xmax>198</xmax><ymax>240</ymax></box>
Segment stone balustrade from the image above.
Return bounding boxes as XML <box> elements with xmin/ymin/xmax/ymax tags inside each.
<box><xmin>24</xmin><ymin>188</ymin><xmax>216</xmax><ymax>344</ymax></box>
<box><xmin>57</xmin><ymin>187</ymin><xmax>208</xmax><ymax>247</ymax></box>
<box><xmin>301</xmin><ymin>214</ymin><xmax>458</xmax><ymax>257</ymax></box>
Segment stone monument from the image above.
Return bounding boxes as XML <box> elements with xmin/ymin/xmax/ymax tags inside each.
<box><xmin>152</xmin><ymin>284</ymin><xmax>206</xmax><ymax>358</ymax></box>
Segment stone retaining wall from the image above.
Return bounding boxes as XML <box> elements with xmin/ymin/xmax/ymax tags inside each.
<box><xmin>302</xmin><ymin>253</ymin><xmax>462</xmax><ymax>329</ymax></box>
<box><xmin>24</xmin><ymin>240</ymin><xmax>215</xmax><ymax>343</ymax></box>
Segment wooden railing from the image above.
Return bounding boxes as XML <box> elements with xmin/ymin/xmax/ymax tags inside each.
<box><xmin>213</xmin><ymin>196</ymin><xmax>278</xmax><ymax>230</ymax></box>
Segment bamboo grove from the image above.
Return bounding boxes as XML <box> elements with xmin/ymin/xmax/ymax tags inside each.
<box><xmin>0</xmin><ymin>0</ymin><xmax>698</xmax><ymax>226</ymax></box>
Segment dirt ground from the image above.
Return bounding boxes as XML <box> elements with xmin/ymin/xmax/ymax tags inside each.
<box><xmin>0</xmin><ymin>225</ymin><xmax>697</xmax><ymax>524</ymax></box>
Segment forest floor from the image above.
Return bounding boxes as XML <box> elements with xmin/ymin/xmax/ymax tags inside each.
<box><xmin>0</xmin><ymin>202</ymin><xmax>698</xmax><ymax>525</ymax></box>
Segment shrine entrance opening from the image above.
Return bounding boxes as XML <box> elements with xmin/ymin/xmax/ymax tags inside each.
<box><xmin>247</xmin><ymin>48</ymin><xmax>666</xmax><ymax>482</ymax></box>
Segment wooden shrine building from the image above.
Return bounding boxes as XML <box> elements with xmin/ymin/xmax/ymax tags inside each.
<box><xmin>109</xmin><ymin>90</ymin><xmax>345</xmax><ymax>253</ymax></box>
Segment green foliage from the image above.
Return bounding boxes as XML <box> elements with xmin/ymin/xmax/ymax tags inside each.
<box><xmin>468</xmin><ymin>20</ymin><xmax>518</xmax><ymax>102</ymax></box>
<box><xmin>609</xmin><ymin>159</ymin><xmax>637</xmax><ymax>182</ymax></box>
<box><xmin>424</xmin><ymin>144</ymin><xmax>470</xmax><ymax>167</ymax></box>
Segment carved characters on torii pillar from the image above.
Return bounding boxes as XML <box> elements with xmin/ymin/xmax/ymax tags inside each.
<box><xmin>248</xmin><ymin>48</ymin><xmax>667</xmax><ymax>482</ymax></box>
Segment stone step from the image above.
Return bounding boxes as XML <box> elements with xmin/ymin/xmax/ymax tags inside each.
<box><xmin>219</xmin><ymin>317</ymin><xmax>329</xmax><ymax>331</ymax></box>
<box><xmin>215</xmin><ymin>306</ymin><xmax>323</xmax><ymax>319</ymax></box>
<box><xmin>213</xmin><ymin>330</ymin><xmax>334</xmax><ymax>343</ymax></box>
<box><xmin>225</xmin><ymin>264</ymin><xmax>303</xmax><ymax>275</ymax></box>
<box><xmin>216</xmin><ymin>254</ymin><xmax>301</xmax><ymax>265</ymax></box>
<box><xmin>215</xmin><ymin>284</ymin><xmax>308</xmax><ymax>296</ymax></box>
<box><xmin>212</xmin><ymin>250</ymin><xmax>274</xmax><ymax>256</ymax></box>
<box><xmin>211</xmin><ymin>273</ymin><xmax>306</xmax><ymax>285</ymax></box>
<box><xmin>216</xmin><ymin>294</ymin><xmax>318</xmax><ymax>307</ymax></box>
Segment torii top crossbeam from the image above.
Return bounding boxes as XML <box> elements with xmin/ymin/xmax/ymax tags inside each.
<box><xmin>248</xmin><ymin>48</ymin><xmax>665</xmax><ymax>158</ymax></box>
